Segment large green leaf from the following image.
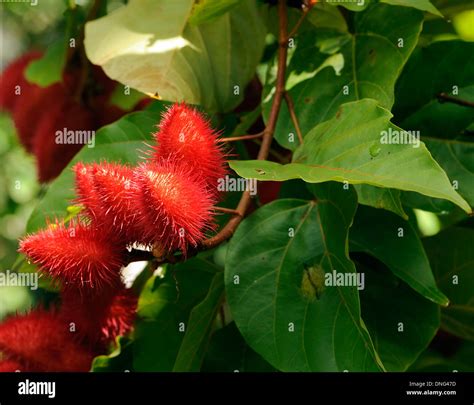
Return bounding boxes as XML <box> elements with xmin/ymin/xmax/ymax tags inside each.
<box><xmin>84</xmin><ymin>0</ymin><xmax>266</xmax><ymax>113</ymax></box>
<box><xmin>350</xmin><ymin>205</ymin><xmax>448</xmax><ymax>305</ymax></box>
<box><xmin>424</xmin><ymin>227</ymin><xmax>474</xmax><ymax>341</ymax></box>
<box><xmin>394</xmin><ymin>41</ymin><xmax>474</xmax><ymax>139</ymax></box>
<box><xmin>172</xmin><ymin>271</ymin><xmax>224</xmax><ymax>371</ymax></box>
<box><xmin>357</xmin><ymin>262</ymin><xmax>440</xmax><ymax>371</ymax></box>
<box><xmin>263</xmin><ymin>3</ymin><xmax>424</xmax><ymax>151</ymax></box>
<box><xmin>26</xmin><ymin>109</ymin><xmax>164</xmax><ymax>232</ymax></box>
<box><xmin>230</xmin><ymin>100</ymin><xmax>471</xmax><ymax>213</ymax></box>
<box><xmin>133</xmin><ymin>257</ymin><xmax>221</xmax><ymax>371</ymax></box>
<box><xmin>202</xmin><ymin>322</ymin><xmax>276</xmax><ymax>372</ymax></box>
<box><xmin>225</xmin><ymin>183</ymin><xmax>384</xmax><ymax>371</ymax></box>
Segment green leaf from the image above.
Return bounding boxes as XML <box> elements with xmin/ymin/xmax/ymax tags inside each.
<box><xmin>133</xmin><ymin>257</ymin><xmax>219</xmax><ymax>371</ymax></box>
<box><xmin>424</xmin><ymin>138</ymin><xmax>474</xmax><ymax>208</ymax></box>
<box><xmin>380</xmin><ymin>0</ymin><xmax>443</xmax><ymax>16</ymax></box>
<box><xmin>188</xmin><ymin>0</ymin><xmax>241</xmax><ymax>25</ymax></box>
<box><xmin>231</xmin><ymin>100</ymin><xmax>471</xmax><ymax>213</ymax></box>
<box><xmin>109</xmin><ymin>85</ymin><xmax>146</xmax><ymax>110</ymax></box>
<box><xmin>326</xmin><ymin>0</ymin><xmax>369</xmax><ymax>12</ymax></box>
<box><xmin>306</xmin><ymin>2</ymin><xmax>348</xmax><ymax>32</ymax></box>
<box><xmin>172</xmin><ymin>271</ymin><xmax>225</xmax><ymax>371</ymax></box>
<box><xmin>225</xmin><ymin>183</ymin><xmax>384</xmax><ymax>371</ymax></box>
<box><xmin>424</xmin><ymin>227</ymin><xmax>474</xmax><ymax>341</ymax></box>
<box><xmin>26</xmin><ymin>108</ymin><xmax>166</xmax><ymax>233</ymax></box>
<box><xmin>394</xmin><ymin>41</ymin><xmax>474</xmax><ymax>139</ymax></box>
<box><xmin>84</xmin><ymin>0</ymin><xmax>266</xmax><ymax>112</ymax></box>
<box><xmin>354</xmin><ymin>185</ymin><xmax>407</xmax><ymax>219</ymax></box>
<box><xmin>350</xmin><ymin>205</ymin><xmax>448</xmax><ymax>305</ymax></box>
<box><xmin>357</xmin><ymin>262</ymin><xmax>440</xmax><ymax>371</ymax></box>
<box><xmin>202</xmin><ymin>323</ymin><xmax>276</xmax><ymax>372</ymax></box>
<box><xmin>91</xmin><ymin>336</ymin><xmax>134</xmax><ymax>372</ymax></box>
<box><xmin>24</xmin><ymin>41</ymin><xmax>67</xmax><ymax>87</ymax></box>
<box><xmin>264</xmin><ymin>3</ymin><xmax>423</xmax><ymax>150</ymax></box>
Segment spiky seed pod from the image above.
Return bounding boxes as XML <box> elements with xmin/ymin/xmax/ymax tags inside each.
<box><xmin>0</xmin><ymin>309</ymin><xmax>93</xmax><ymax>372</ymax></box>
<box><xmin>73</xmin><ymin>162</ymin><xmax>140</xmax><ymax>242</ymax></box>
<box><xmin>92</xmin><ymin>162</ymin><xmax>139</xmax><ymax>238</ymax></box>
<box><xmin>19</xmin><ymin>221</ymin><xmax>126</xmax><ymax>290</ymax></box>
<box><xmin>73</xmin><ymin>162</ymin><xmax>103</xmax><ymax>221</ymax></box>
<box><xmin>152</xmin><ymin>103</ymin><xmax>227</xmax><ymax>197</ymax></box>
<box><xmin>60</xmin><ymin>287</ymin><xmax>137</xmax><ymax>348</ymax></box>
<box><xmin>133</xmin><ymin>159</ymin><xmax>215</xmax><ymax>253</ymax></box>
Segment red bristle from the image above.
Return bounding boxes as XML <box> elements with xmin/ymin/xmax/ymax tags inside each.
<box><xmin>0</xmin><ymin>309</ymin><xmax>94</xmax><ymax>372</ymax></box>
<box><xmin>152</xmin><ymin>103</ymin><xmax>227</xmax><ymax>197</ymax></box>
<box><xmin>0</xmin><ymin>358</ymin><xmax>23</xmax><ymax>372</ymax></box>
<box><xmin>92</xmin><ymin>162</ymin><xmax>140</xmax><ymax>240</ymax></box>
<box><xmin>133</xmin><ymin>159</ymin><xmax>215</xmax><ymax>253</ymax></box>
<box><xmin>19</xmin><ymin>221</ymin><xmax>126</xmax><ymax>290</ymax></box>
<box><xmin>73</xmin><ymin>162</ymin><xmax>103</xmax><ymax>221</ymax></box>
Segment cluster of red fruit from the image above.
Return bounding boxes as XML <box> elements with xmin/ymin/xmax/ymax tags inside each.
<box><xmin>0</xmin><ymin>51</ymin><xmax>136</xmax><ymax>182</ymax></box>
<box><xmin>0</xmin><ymin>103</ymin><xmax>227</xmax><ymax>371</ymax></box>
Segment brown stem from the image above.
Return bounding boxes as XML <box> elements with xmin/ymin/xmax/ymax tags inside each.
<box><xmin>219</xmin><ymin>132</ymin><xmax>264</xmax><ymax>143</ymax></box>
<box><xmin>284</xmin><ymin>91</ymin><xmax>304</xmax><ymax>144</ymax></box>
<box><xmin>438</xmin><ymin>92</ymin><xmax>474</xmax><ymax>108</ymax></box>
<box><xmin>202</xmin><ymin>0</ymin><xmax>288</xmax><ymax>250</ymax></box>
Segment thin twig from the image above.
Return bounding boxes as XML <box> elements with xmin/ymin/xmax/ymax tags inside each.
<box><xmin>287</xmin><ymin>4</ymin><xmax>312</xmax><ymax>40</ymax></box>
<box><xmin>284</xmin><ymin>91</ymin><xmax>304</xmax><ymax>144</ymax></box>
<box><xmin>219</xmin><ymin>132</ymin><xmax>264</xmax><ymax>143</ymax></box>
<box><xmin>438</xmin><ymin>92</ymin><xmax>474</xmax><ymax>108</ymax></box>
<box><xmin>213</xmin><ymin>206</ymin><xmax>241</xmax><ymax>215</ymax></box>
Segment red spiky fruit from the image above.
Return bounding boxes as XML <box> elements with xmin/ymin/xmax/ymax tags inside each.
<box><xmin>152</xmin><ymin>103</ymin><xmax>227</xmax><ymax>197</ymax></box>
<box><xmin>0</xmin><ymin>51</ymin><xmax>42</xmax><ymax>112</ymax></box>
<box><xmin>0</xmin><ymin>309</ymin><xmax>93</xmax><ymax>371</ymax></box>
<box><xmin>73</xmin><ymin>162</ymin><xmax>140</xmax><ymax>241</ymax></box>
<box><xmin>0</xmin><ymin>358</ymin><xmax>23</xmax><ymax>372</ymax></box>
<box><xmin>19</xmin><ymin>221</ymin><xmax>126</xmax><ymax>290</ymax></box>
<box><xmin>60</xmin><ymin>287</ymin><xmax>137</xmax><ymax>348</ymax></box>
<box><xmin>73</xmin><ymin>162</ymin><xmax>103</xmax><ymax>220</ymax></box>
<box><xmin>133</xmin><ymin>159</ymin><xmax>215</xmax><ymax>253</ymax></box>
